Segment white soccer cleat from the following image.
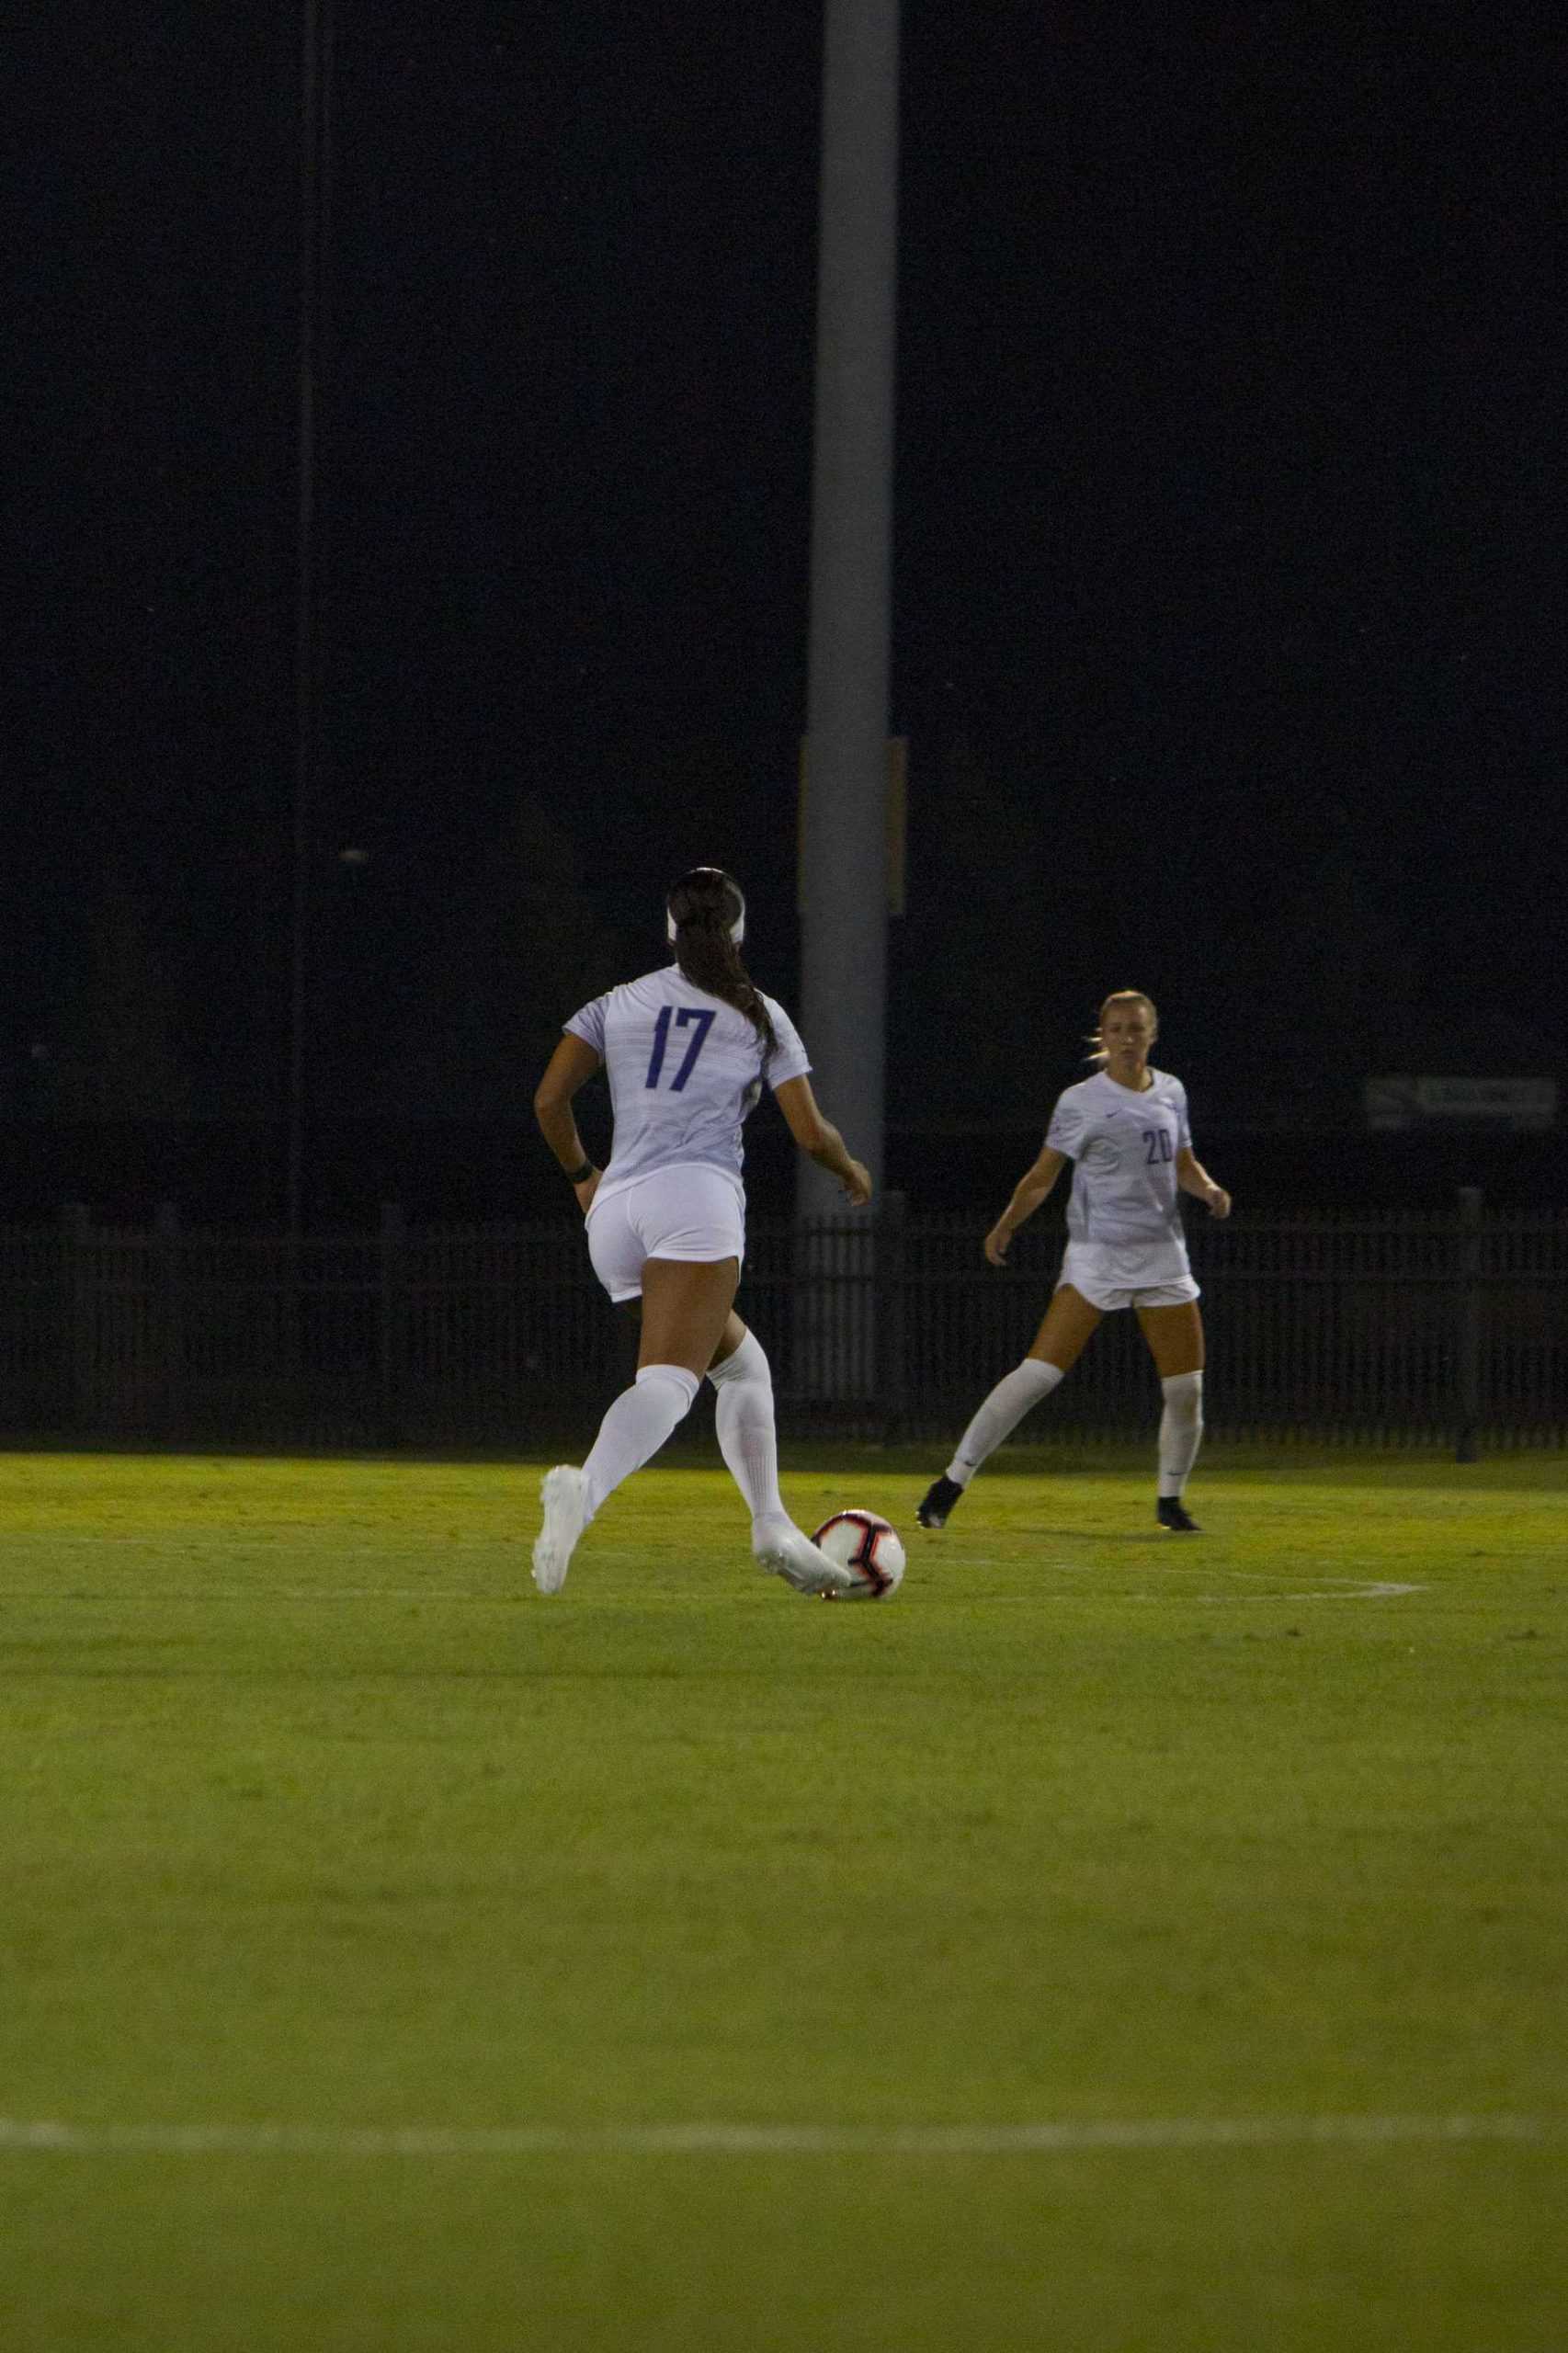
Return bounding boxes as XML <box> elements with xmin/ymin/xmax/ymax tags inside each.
<box><xmin>753</xmin><ymin>1523</ymin><xmax>859</xmax><ymax>1598</ymax></box>
<box><xmin>532</xmin><ymin>1465</ymin><xmax>588</xmax><ymax>1594</ymax></box>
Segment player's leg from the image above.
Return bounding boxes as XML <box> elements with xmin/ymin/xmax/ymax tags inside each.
<box><xmin>916</xmin><ymin>1286</ymin><xmax>1102</xmax><ymax>1529</ymax></box>
<box><xmin>1027</xmin><ymin>1282</ymin><xmax>1106</xmax><ymax>1373</ymax></box>
<box><xmin>634</xmin><ymin>1254</ymin><xmax>741</xmax><ymax>1378</ymax></box>
<box><xmin>571</xmin><ymin>1253</ymin><xmax>733</xmax><ymax>1515</ymax></box>
<box><xmin>707</xmin><ymin>1313</ymin><xmax>858</xmax><ymax>1595</ymax></box>
<box><xmin>535</xmin><ymin>1176</ymin><xmax>739</xmax><ymax>1595</ymax></box>
<box><xmin>707</xmin><ymin>1313</ymin><xmax>787</xmax><ymax>1532</ymax></box>
<box><xmin>1137</xmin><ymin>1301</ymin><xmax>1206</xmax><ymax>1531</ymax></box>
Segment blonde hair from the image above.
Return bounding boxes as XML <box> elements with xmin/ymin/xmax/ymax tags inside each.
<box><xmin>1086</xmin><ymin>989</ymin><xmax>1158</xmax><ymax>1065</ymax></box>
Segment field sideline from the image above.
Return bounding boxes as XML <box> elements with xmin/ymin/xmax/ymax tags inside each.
<box><xmin>1</xmin><ymin>1446</ymin><xmax>1563</xmax><ymax>2351</ymax></box>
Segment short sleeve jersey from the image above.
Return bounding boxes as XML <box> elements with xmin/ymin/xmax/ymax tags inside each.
<box><xmin>565</xmin><ymin>965</ymin><xmax>811</xmax><ymax>1199</ymax></box>
<box><xmin>1045</xmin><ymin>1069</ymin><xmax>1193</xmax><ymax>1247</ymax></box>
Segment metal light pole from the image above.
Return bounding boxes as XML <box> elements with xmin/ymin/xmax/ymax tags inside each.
<box><xmin>794</xmin><ymin>0</ymin><xmax>900</xmax><ymax>1403</ymax></box>
<box><xmin>286</xmin><ymin>0</ymin><xmax>332</xmax><ymax>1238</ymax></box>
<box><xmin>798</xmin><ymin>0</ymin><xmax>900</xmax><ymax>1221</ymax></box>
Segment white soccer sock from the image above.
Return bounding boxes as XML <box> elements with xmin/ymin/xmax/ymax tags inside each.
<box><xmin>581</xmin><ymin>1363</ymin><xmax>700</xmax><ymax>1521</ymax></box>
<box><xmin>1157</xmin><ymin>1370</ymin><xmax>1204</xmax><ymax>1497</ymax></box>
<box><xmin>707</xmin><ymin>1329</ymin><xmax>788</xmax><ymax>1534</ymax></box>
<box><xmin>947</xmin><ymin>1358</ymin><xmax>1064</xmax><ymax>1486</ymax></box>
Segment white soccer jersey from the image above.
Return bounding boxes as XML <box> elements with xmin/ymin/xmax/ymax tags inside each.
<box><xmin>565</xmin><ymin>965</ymin><xmax>811</xmax><ymax>1199</ymax></box>
<box><xmin>1046</xmin><ymin>1068</ymin><xmax>1193</xmax><ymax>1248</ymax></box>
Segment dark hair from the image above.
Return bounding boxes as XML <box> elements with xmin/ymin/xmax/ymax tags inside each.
<box><xmin>665</xmin><ymin>867</ymin><xmax>777</xmax><ymax>1056</ymax></box>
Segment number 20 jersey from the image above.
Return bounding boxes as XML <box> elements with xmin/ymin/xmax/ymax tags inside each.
<box><xmin>565</xmin><ymin>965</ymin><xmax>812</xmax><ymax>1203</ymax></box>
<box><xmin>1045</xmin><ymin>1069</ymin><xmax>1193</xmax><ymax>1248</ymax></box>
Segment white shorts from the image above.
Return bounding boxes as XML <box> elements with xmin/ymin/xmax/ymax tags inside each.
<box><xmin>1056</xmin><ymin>1239</ymin><xmax>1199</xmax><ymax>1314</ymax></box>
<box><xmin>585</xmin><ymin>1165</ymin><xmax>746</xmax><ymax>1304</ymax></box>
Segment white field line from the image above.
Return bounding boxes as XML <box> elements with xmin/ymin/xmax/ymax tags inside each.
<box><xmin>1191</xmin><ymin>1582</ymin><xmax>1426</xmax><ymax>1603</ymax></box>
<box><xmin>0</xmin><ymin>1589</ymin><xmax>529</xmax><ymax>1602</ymax></box>
<box><xmin>0</xmin><ymin>1579</ymin><xmax>1429</xmax><ymax>1605</ymax></box>
<box><xmin>0</xmin><ymin>2114</ymin><xmax>1559</xmax><ymax>2162</ymax></box>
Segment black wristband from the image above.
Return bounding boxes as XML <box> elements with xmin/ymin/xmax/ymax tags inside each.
<box><xmin>564</xmin><ymin>1158</ymin><xmax>595</xmax><ymax>1185</ymax></box>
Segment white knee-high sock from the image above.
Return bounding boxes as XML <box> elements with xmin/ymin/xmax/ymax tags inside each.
<box><xmin>1157</xmin><ymin>1370</ymin><xmax>1204</xmax><ymax>1497</ymax></box>
<box><xmin>707</xmin><ymin>1330</ymin><xmax>788</xmax><ymax>1534</ymax></box>
<box><xmin>581</xmin><ymin>1364</ymin><xmax>699</xmax><ymax>1520</ymax></box>
<box><xmin>947</xmin><ymin>1358</ymin><xmax>1064</xmax><ymax>1485</ymax></box>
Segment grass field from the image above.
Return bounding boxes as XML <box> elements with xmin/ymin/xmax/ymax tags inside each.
<box><xmin>1</xmin><ymin>1443</ymin><xmax>1563</xmax><ymax>2351</ymax></box>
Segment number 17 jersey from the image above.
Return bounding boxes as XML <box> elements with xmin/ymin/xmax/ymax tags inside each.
<box><xmin>565</xmin><ymin>965</ymin><xmax>812</xmax><ymax>1203</ymax></box>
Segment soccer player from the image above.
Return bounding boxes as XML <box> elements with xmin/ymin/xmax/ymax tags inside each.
<box><xmin>530</xmin><ymin>865</ymin><xmax>872</xmax><ymax>1596</ymax></box>
<box><xmin>916</xmin><ymin>990</ymin><xmax>1232</xmax><ymax>1535</ymax></box>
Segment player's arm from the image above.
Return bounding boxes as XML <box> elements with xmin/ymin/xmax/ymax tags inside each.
<box><xmin>1176</xmin><ymin>1146</ymin><xmax>1231</xmax><ymax>1220</ymax></box>
<box><xmin>771</xmin><ymin>1075</ymin><xmax>872</xmax><ymax>1207</ymax></box>
<box><xmin>533</xmin><ymin>1033</ymin><xmax>605</xmax><ymax>1207</ymax></box>
<box><xmin>984</xmin><ymin>1144</ymin><xmax>1066</xmax><ymax>1266</ymax></box>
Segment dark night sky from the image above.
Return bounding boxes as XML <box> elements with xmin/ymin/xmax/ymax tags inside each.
<box><xmin>5</xmin><ymin>2</ymin><xmax>1565</xmax><ymax>1209</ymax></box>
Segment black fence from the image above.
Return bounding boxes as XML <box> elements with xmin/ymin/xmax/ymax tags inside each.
<box><xmin>2</xmin><ymin>1194</ymin><xmax>1564</xmax><ymax>1456</ymax></box>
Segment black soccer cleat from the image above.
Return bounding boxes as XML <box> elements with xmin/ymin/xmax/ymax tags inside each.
<box><xmin>1156</xmin><ymin>1496</ymin><xmax>1201</xmax><ymax>1533</ymax></box>
<box><xmin>916</xmin><ymin>1474</ymin><xmax>965</xmax><ymax>1530</ymax></box>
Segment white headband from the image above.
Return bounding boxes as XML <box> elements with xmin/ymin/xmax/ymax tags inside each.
<box><xmin>666</xmin><ymin>883</ymin><xmax>744</xmax><ymax>946</ymax></box>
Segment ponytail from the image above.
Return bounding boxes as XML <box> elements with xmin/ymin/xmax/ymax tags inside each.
<box><xmin>665</xmin><ymin>867</ymin><xmax>777</xmax><ymax>1056</ymax></box>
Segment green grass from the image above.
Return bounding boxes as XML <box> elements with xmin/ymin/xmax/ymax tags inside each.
<box><xmin>1</xmin><ymin>1445</ymin><xmax>1564</xmax><ymax>2351</ymax></box>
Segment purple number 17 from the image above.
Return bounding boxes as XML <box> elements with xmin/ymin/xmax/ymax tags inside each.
<box><xmin>646</xmin><ymin>1006</ymin><xmax>715</xmax><ymax>1091</ymax></box>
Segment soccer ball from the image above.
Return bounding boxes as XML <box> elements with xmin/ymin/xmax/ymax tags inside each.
<box><xmin>810</xmin><ymin>1508</ymin><xmax>906</xmax><ymax>1601</ymax></box>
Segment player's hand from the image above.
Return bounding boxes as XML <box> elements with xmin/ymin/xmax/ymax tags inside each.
<box><xmin>983</xmin><ymin>1223</ymin><xmax>1013</xmax><ymax>1267</ymax></box>
<box><xmin>839</xmin><ymin>1159</ymin><xmax>872</xmax><ymax>1208</ymax></box>
<box><xmin>573</xmin><ymin>1169</ymin><xmax>600</xmax><ymax>1213</ymax></box>
<box><xmin>1206</xmin><ymin>1186</ymin><xmax>1232</xmax><ymax>1220</ymax></box>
